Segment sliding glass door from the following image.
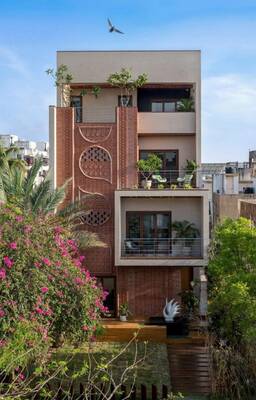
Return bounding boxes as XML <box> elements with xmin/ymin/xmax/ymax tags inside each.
<box><xmin>126</xmin><ymin>212</ymin><xmax>172</xmax><ymax>256</ymax></box>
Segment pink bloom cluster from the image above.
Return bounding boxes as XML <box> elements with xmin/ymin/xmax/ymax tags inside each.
<box><xmin>3</xmin><ymin>256</ymin><xmax>13</xmax><ymax>268</ymax></box>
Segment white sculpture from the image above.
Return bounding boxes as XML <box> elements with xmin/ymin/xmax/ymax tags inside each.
<box><xmin>163</xmin><ymin>298</ymin><xmax>180</xmax><ymax>322</ymax></box>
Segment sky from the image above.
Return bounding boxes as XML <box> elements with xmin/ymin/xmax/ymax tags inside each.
<box><xmin>0</xmin><ymin>0</ymin><xmax>256</xmax><ymax>162</ymax></box>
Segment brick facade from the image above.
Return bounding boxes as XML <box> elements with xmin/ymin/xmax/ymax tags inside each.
<box><xmin>55</xmin><ymin>106</ymin><xmax>190</xmax><ymax>317</ymax></box>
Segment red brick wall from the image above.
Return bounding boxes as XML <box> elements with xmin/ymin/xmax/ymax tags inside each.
<box><xmin>117</xmin><ymin>267</ymin><xmax>182</xmax><ymax>317</ymax></box>
<box><xmin>56</xmin><ymin>107</ymin><xmax>74</xmax><ymax>203</ymax></box>
<box><xmin>55</xmin><ymin>105</ymin><xmax>187</xmax><ymax>317</ymax></box>
<box><xmin>117</xmin><ymin>107</ymin><xmax>138</xmax><ymax>189</ymax></box>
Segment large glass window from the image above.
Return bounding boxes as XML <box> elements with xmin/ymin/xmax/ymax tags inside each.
<box><xmin>151</xmin><ymin>101</ymin><xmax>176</xmax><ymax>112</ymax></box>
<box><xmin>70</xmin><ymin>96</ymin><xmax>82</xmax><ymax>123</ymax></box>
<box><xmin>126</xmin><ymin>212</ymin><xmax>172</xmax><ymax>255</ymax></box>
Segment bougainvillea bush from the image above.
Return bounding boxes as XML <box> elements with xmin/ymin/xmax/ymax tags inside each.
<box><xmin>0</xmin><ymin>206</ymin><xmax>107</xmax><ymax>368</ymax></box>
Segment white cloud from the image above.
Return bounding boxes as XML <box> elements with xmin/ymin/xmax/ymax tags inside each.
<box><xmin>0</xmin><ymin>47</ymin><xmax>29</xmax><ymax>77</ymax></box>
<box><xmin>202</xmin><ymin>74</ymin><xmax>256</xmax><ymax>162</ymax></box>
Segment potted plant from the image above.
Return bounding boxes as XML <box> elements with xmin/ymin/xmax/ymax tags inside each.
<box><xmin>185</xmin><ymin>159</ymin><xmax>198</xmax><ymax>174</ymax></box>
<box><xmin>172</xmin><ymin>220</ymin><xmax>200</xmax><ymax>256</ymax></box>
<box><xmin>119</xmin><ymin>302</ymin><xmax>130</xmax><ymax>322</ymax></box>
<box><xmin>136</xmin><ymin>154</ymin><xmax>163</xmax><ymax>189</ymax></box>
<box><xmin>179</xmin><ymin>289</ymin><xmax>199</xmax><ymax>320</ymax></box>
<box><xmin>177</xmin><ymin>98</ymin><xmax>195</xmax><ymax>112</ymax></box>
<box><xmin>107</xmin><ymin>68</ymin><xmax>148</xmax><ymax>107</ymax></box>
<box><xmin>46</xmin><ymin>64</ymin><xmax>73</xmax><ymax>107</ymax></box>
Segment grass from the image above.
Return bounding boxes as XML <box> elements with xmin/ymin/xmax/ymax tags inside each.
<box><xmin>55</xmin><ymin>341</ymin><xmax>171</xmax><ymax>390</ymax></box>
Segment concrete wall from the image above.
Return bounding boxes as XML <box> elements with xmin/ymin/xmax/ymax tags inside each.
<box><xmin>138</xmin><ymin>135</ymin><xmax>196</xmax><ymax>169</ymax></box>
<box><xmin>121</xmin><ymin>197</ymin><xmax>202</xmax><ymax>237</ymax></box>
<box><xmin>239</xmin><ymin>200</ymin><xmax>256</xmax><ymax>224</ymax></box>
<box><xmin>137</xmin><ymin>112</ymin><xmax>195</xmax><ymax>134</ymax></box>
<box><xmin>57</xmin><ymin>50</ymin><xmax>201</xmax><ymax>84</ymax></box>
<box><xmin>72</xmin><ymin>88</ymin><xmax>137</xmax><ymax>123</ymax></box>
<box><xmin>213</xmin><ymin>193</ymin><xmax>256</xmax><ymax>224</ymax></box>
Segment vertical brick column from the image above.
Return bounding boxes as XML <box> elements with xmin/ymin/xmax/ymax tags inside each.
<box><xmin>117</xmin><ymin>107</ymin><xmax>138</xmax><ymax>189</ymax></box>
<box><xmin>56</xmin><ymin>107</ymin><xmax>74</xmax><ymax>203</ymax></box>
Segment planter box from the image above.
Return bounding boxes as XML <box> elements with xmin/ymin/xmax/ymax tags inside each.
<box><xmin>146</xmin><ymin>316</ymin><xmax>189</xmax><ymax>337</ymax></box>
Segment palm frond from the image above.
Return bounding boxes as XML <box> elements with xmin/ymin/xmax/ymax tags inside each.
<box><xmin>30</xmin><ymin>179</ymin><xmax>52</xmax><ymax>213</ymax></box>
<box><xmin>73</xmin><ymin>230</ymin><xmax>106</xmax><ymax>249</ymax></box>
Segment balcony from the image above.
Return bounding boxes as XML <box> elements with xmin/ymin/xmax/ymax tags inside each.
<box><xmin>122</xmin><ymin>238</ymin><xmax>202</xmax><ymax>258</ymax></box>
<box><xmin>114</xmin><ymin>189</ymin><xmax>209</xmax><ymax>267</ymax></box>
<box><xmin>137</xmin><ymin>112</ymin><xmax>195</xmax><ymax>134</ymax></box>
<box><xmin>138</xmin><ymin>170</ymin><xmax>205</xmax><ymax>189</ymax></box>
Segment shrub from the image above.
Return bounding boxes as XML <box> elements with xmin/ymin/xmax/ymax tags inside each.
<box><xmin>0</xmin><ymin>206</ymin><xmax>106</xmax><ymax>369</ymax></box>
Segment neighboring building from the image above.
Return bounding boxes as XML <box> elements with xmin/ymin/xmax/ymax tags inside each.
<box><xmin>49</xmin><ymin>50</ymin><xmax>209</xmax><ymax>318</ymax></box>
<box><xmin>0</xmin><ymin>134</ymin><xmax>18</xmax><ymax>147</ymax></box>
<box><xmin>0</xmin><ymin>134</ymin><xmax>49</xmax><ymax>182</ymax></box>
<box><xmin>239</xmin><ymin>199</ymin><xmax>256</xmax><ymax>224</ymax></box>
<box><xmin>202</xmin><ymin>154</ymin><xmax>256</xmax><ymax>224</ymax></box>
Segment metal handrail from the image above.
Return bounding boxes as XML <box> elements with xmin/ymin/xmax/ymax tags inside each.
<box><xmin>122</xmin><ymin>237</ymin><xmax>202</xmax><ymax>257</ymax></box>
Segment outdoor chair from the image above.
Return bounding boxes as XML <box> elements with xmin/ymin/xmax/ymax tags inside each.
<box><xmin>177</xmin><ymin>174</ymin><xmax>193</xmax><ymax>187</ymax></box>
<box><xmin>125</xmin><ymin>240</ymin><xmax>140</xmax><ymax>255</ymax></box>
<box><xmin>152</xmin><ymin>174</ymin><xmax>167</xmax><ymax>184</ymax></box>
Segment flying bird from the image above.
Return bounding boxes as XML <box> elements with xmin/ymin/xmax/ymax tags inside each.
<box><xmin>108</xmin><ymin>18</ymin><xmax>124</xmax><ymax>34</ymax></box>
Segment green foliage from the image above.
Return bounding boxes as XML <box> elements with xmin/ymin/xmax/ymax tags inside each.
<box><xmin>46</xmin><ymin>64</ymin><xmax>73</xmax><ymax>87</ymax></box>
<box><xmin>177</xmin><ymin>98</ymin><xmax>195</xmax><ymax>112</ymax></box>
<box><xmin>136</xmin><ymin>153</ymin><xmax>162</xmax><ymax>180</ymax></box>
<box><xmin>46</xmin><ymin>64</ymin><xmax>73</xmax><ymax>106</ymax></box>
<box><xmin>0</xmin><ymin>158</ymin><xmax>67</xmax><ymax>214</ymax></box>
<box><xmin>119</xmin><ymin>302</ymin><xmax>130</xmax><ymax>316</ymax></box>
<box><xmin>0</xmin><ymin>207</ymin><xmax>106</xmax><ymax>371</ymax></box>
<box><xmin>107</xmin><ymin>68</ymin><xmax>148</xmax><ymax>105</ymax></box>
<box><xmin>185</xmin><ymin>159</ymin><xmax>198</xmax><ymax>174</ymax></box>
<box><xmin>80</xmin><ymin>86</ymin><xmax>101</xmax><ymax>98</ymax></box>
<box><xmin>209</xmin><ymin>218</ymin><xmax>256</xmax><ymax>398</ymax></box>
<box><xmin>179</xmin><ymin>289</ymin><xmax>199</xmax><ymax>316</ymax></box>
<box><xmin>172</xmin><ymin>220</ymin><xmax>200</xmax><ymax>239</ymax></box>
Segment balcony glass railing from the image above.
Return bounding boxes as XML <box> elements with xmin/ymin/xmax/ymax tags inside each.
<box><xmin>122</xmin><ymin>238</ymin><xmax>202</xmax><ymax>258</ymax></box>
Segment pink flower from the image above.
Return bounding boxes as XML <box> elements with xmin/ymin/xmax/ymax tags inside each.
<box><xmin>15</xmin><ymin>215</ymin><xmax>23</xmax><ymax>222</ymax></box>
<box><xmin>0</xmin><ymin>268</ymin><xmax>6</xmax><ymax>280</ymax></box>
<box><xmin>35</xmin><ymin>307</ymin><xmax>43</xmax><ymax>315</ymax></box>
<box><xmin>41</xmin><ymin>287</ymin><xmax>49</xmax><ymax>294</ymax></box>
<box><xmin>18</xmin><ymin>373</ymin><xmax>25</xmax><ymax>381</ymax></box>
<box><xmin>24</xmin><ymin>225</ymin><xmax>32</xmax><ymax>233</ymax></box>
<box><xmin>9</xmin><ymin>242</ymin><xmax>17</xmax><ymax>250</ymax></box>
<box><xmin>42</xmin><ymin>257</ymin><xmax>51</xmax><ymax>266</ymax></box>
<box><xmin>0</xmin><ymin>309</ymin><xmax>5</xmax><ymax>318</ymax></box>
<box><xmin>82</xmin><ymin>325</ymin><xmax>89</xmax><ymax>331</ymax></box>
<box><xmin>74</xmin><ymin>277</ymin><xmax>84</xmax><ymax>286</ymax></box>
<box><xmin>54</xmin><ymin>226</ymin><xmax>63</xmax><ymax>234</ymax></box>
<box><xmin>74</xmin><ymin>259</ymin><xmax>82</xmax><ymax>268</ymax></box>
<box><xmin>79</xmin><ymin>255</ymin><xmax>85</xmax><ymax>262</ymax></box>
<box><xmin>3</xmin><ymin>256</ymin><xmax>14</xmax><ymax>268</ymax></box>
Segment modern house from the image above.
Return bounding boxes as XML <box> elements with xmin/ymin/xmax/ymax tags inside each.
<box><xmin>49</xmin><ymin>50</ymin><xmax>209</xmax><ymax>318</ymax></box>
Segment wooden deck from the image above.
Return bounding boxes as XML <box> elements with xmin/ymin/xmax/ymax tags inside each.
<box><xmin>99</xmin><ymin>319</ymin><xmax>207</xmax><ymax>345</ymax></box>
<box><xmin>99</xmin><ymin>319</ymin><xmax>211</xmax><ymax>396</ymax></box>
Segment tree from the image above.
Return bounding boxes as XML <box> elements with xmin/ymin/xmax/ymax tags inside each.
<box><xmin>208</xmin><ymin>218</ymin><xmax>256</xmax><ymax>399</ymax></box>
<box><xmin>0</xmin><ymin>158</ymin><xmax>104</xmax><ymax>249</ymax></box>
<box><xmin>0</xmin><ymin>144</ymin><xmax>27</xmax><ymax>173</ymax></box>
<box><xmin>107</xmin><ymin>68</ymin><xmax>148</xmax><ymax>106</ymax></box>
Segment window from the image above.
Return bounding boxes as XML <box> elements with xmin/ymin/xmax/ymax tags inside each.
<box><xmin>70</xmin><ymin>96</ymin><xmax>82</xmax><ymax>123</ymax></box>
<box><xmin>126</xmin><ymin>212</ymin><xmax>172</xmax><ymax>256</ymax></box>
<box><xmin>151</xmin><ymin>101</ymin><xmax>176</xmax><ymax>112</ymax></box>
